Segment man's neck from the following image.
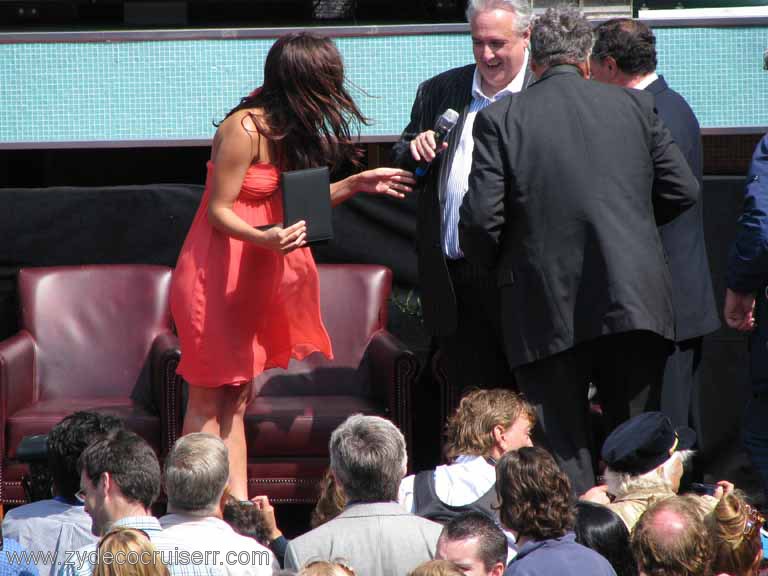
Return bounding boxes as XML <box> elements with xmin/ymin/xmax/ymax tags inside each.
<box><xmin>625</xmin><ymin>72</ymin><xmax>656</xmax><ymax>89</ymax></box>
<box><xmin>112</xmin><ymin>502</ymin><xmax>153</xmax><ymax>523</ymax></box>
<box><xmin>166</xmin><ymin>505</ymin><xmax>222</xmax><ymax>519</ymax></box>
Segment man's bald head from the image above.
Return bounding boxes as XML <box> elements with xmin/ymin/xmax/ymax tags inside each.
<box><xmin>631</xmin><ymin>496</ymin><xmax>713</xmax><ymax>576</ymax></box>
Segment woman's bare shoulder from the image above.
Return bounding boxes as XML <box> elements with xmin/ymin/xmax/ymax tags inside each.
<box><xmin>213</xmin><ymin>108</ymin><xmax>268</xmax><ymax>159</ymax></box>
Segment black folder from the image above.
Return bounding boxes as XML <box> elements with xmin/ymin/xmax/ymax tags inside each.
<box><xmin>281</xmin><ymin>166</ymin><xmax>333</xmax><ymax>244</ymax></box>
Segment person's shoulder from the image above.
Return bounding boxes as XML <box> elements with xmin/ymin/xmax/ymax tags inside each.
<box><xmin>571</xmin><ymin>542</ymin><xmax>617</xmax><ymax>574</ymax></box>
<box><xmin>4</xmin><ymin>499</ymin><xmax>71</xmax><ymax>521</ymax></box>
<box><xmin>421</xmin><ymin>64</ymin><xmax>475</xmax><ymax>91</ymax></box>
<box><xmin>215</xmin><ymin>109</ymin><xmax>265</xmax><ymax>145</ymax></box>
<box><xmin>411</xmin><ymin>514</ymin><xmax>443</xmax><ymax>535</ymax></box>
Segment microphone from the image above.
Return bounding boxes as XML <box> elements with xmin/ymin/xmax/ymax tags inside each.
<box><xmin>413</xmin><ymin>108</ymin><xmax>460</xmax><ymax>177</ymax></box>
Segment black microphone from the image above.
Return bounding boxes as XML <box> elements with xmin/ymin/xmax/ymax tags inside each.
<box><xmin>413</xmin><ymin>108</ymin><xmax>460</xmax><ymax>177</ymax></box>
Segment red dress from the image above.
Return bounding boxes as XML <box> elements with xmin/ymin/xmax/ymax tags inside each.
<box><xmin>170</xmin><ymin>161</ymin><xmax>332</xmax><ymax>387</ymax></box>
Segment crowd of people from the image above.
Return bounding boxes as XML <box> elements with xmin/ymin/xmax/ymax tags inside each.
<box><xmin>1</xmin><ymin>401</ymin><xmax>766</xmax><ymax>576</ymax></box>
<box><xmin>3</xmin><ymin>0</ymin><xmax>768</xmax><ymax>574</ymax></box>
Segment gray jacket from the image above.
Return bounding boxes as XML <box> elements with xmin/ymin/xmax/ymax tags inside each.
<box><xmin>284</xmin><ymin>502</ymin><xmax>442</xmax><ymax>575</ymax></box>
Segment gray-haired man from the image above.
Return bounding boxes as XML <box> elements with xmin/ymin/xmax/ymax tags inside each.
<box><xmin>285</xmin><ymin>415</ymin><xmax>442</xmax><ymax>575</ymax></box>
<box><xmin>160</xmin><ymin>433</ymin><xmax>273</xmax><ymax>576</ymax></box>
<box><xmin>459</xmin><ymin>7</ymin><xmax>698</xmax><ymax>494</ymax></box>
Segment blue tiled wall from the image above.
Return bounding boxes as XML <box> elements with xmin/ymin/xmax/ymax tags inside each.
<box><xmin>1</xmin><ymin>26</ymin><xmax>766</xmax><ymax>146</ymax></box>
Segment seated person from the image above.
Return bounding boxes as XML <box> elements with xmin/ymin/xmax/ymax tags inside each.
<box><xmin>399</xmin><ymin>389</ymin><xmax>535</xmax><ymax>523</ymax></box>
<box><xmin>574</xmin><ymin>501</ymin><xmax>637</xmax><ymax>576</ymax></box>
<box><xmin>583</xmin><ymin>412</ymin><xmax>729</xmax><ymax>530</ymax></box>
<box><xmin>409</xmin><ymin>560</ymin><xmax>464</xmax><ymax>576</ymax></box>
<box><xmin>0</xmin><ymin>525</ymin><xmax>40</xmax><ymax>576</ymax></box>
<box><xmin>93</xmin><ymin>528</ymin><xmax>169</xmax><ymax>576</ymax></box>
<box><xmin>284</xmin><ymin>415</ymin><xmax>442</xmax><ymax>576</ymax></box>
<box><xmin>631</xmin><ymin>495</ymin><xmax>712</xmax><ymax>576</ymax></box>
<box><xmin>159</xmin><ymin>433</ymin><xmax>274</xmax><ymax>576</ymax></box>
<box><xmin>3</xmin><ymin>411</ymin><xmax>123</xmax><ymax>576</ymax></box>
<box><xmin>60</xmin><ymin>429</ymin><xmax>220</xmax><ymax>576</ymax></box>
<box><xmin>707</xmin><ymin>492</ymin><xmax>764</xmax><ymax>576</ymax></box>
<box><xmin>435</xmin><ymin>512</ymin><xmax>507</xmax><ymax>576</ymax></box>
<box><xmin>498</xmin><ymin>447</ymin><xmax>616</xmax><ymax>576</ymax></box>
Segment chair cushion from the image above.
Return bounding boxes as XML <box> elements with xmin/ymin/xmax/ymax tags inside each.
<box><xmin>245</xmin><ymin>395</ymin><xmax>384</xmax><ymax>457</ymax></box>
<box><xmin>6</xmin><ymin>399</ymin><xmax>161</xmax><ymax>458</ymax></box>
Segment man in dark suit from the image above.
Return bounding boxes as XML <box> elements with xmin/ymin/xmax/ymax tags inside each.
<box><xmin>459</xmin><ymin>7</ymin><xmax>700</xmax><ymax>494</ymax></box>
<box><xmin>392</xmin><ymin>0</ymin><xmax>535</xmax><ymax>406</ymax></box>
<box><xmin>591</xmin><ymin>19</ymin><xmax>720</xmax><ymax>434</ymax></box>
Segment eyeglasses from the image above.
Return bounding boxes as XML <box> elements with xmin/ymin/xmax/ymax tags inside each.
<box><xmin>75</xmin><ymin>488</ymin><xmax>86</xmax><ymax>503</ymax></box>
<box><xmin>743</xmin><ymin>504</ymin><xmax>765</xmax><ymax>538</ymax></box>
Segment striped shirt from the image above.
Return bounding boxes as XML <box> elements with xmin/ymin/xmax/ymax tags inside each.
<box><xmin>58</xmin><ymin>516</ymin><xmax>223</xmax><ymax>576</ymax></box>
<box><xmin>442</xmin><ymin>51</ymin><xmax>529</xmax><ymax>259</ymax></box>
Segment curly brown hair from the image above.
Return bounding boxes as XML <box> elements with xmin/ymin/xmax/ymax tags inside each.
<box><xmin>495</xmin><ymin>446</ymin><xmax>574</xmax><ymax>540</ymax></box>
<box><xmin>444</xmin><ymin>389</ymin><xmax>536</xmax><ymax>462</ymax></box>
<box><xmin>631</xmin><ymin>495</ymin><xmax>713</xmax><ymax>576</ymax></box>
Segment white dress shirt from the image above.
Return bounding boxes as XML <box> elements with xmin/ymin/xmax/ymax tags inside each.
<box><xmin>633</xmin><ymin>72</ymin><xmax>659</xmax><ymax>90</ymax></box>
<box><xmin>160</xmin><ymin>514</ymin><xmax>274</xmax><ymax>576</ymax></box>
<box><xmin>442</xmin><ymin>51</ymin><xmax>530</xmax><ymax>259</ymax></box>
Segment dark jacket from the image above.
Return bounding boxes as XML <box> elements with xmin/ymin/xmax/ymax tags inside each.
<box><xmin>392</xmin><ymin>64</ymin><xmax>535</xmax><ymax>337</ymax></box>
<box><xmin>727</xmin><ymin>134</ymin><xmax>768</xmax><ymax>294</ymax></box>
<box><xmin>505</xmin><ymin>532</ymin><xmax>616</xmax><ymax>576</ymax></box>
<box><xmin>459</xmin><ymin>65</ymin><xmax>699</xmax><ymax>369</ymax></box>
<box><xmin>649</xmin><ymin>76</ymin><xmax>719</xmax><ymax>340</ymax></box>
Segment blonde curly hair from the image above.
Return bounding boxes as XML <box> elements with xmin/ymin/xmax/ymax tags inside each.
<box><xmin>443</xmin><ymin>388</ymin><xmax>536</xmax><ymax>462</ymax></box>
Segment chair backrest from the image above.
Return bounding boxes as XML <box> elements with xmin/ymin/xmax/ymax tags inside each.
<box><xmin>18</xmin><ymin>265</ymin><xmax>172</xmax><ymax>400</ymax></box>
<box><xmin>255</xmin><ymin>263</ymin><xmax>392</xmax><ymax>395</ymax></box>
<box><xmin>317</xmin><ymin>263</ymin><xmax>391</xmax><ymax>366</ymax></box>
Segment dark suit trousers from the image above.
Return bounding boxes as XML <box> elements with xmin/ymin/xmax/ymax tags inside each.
<box><xmin>440</xmin><ymin>258</ymin><xmax>515</xmax><ymax>392</ymax></box>
<box><xmin>660</xmin><ymin>337</ymin><xmax>703</xmax><ymax>428</ymax></box>
<box><xmin>514</xmin><ymin>331</ymin><xmax>670</xmax><ymax>495</ymax></box>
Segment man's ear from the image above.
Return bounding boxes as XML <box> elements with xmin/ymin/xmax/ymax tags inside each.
<box><xmin>492</xmin><ymin>424</ymin><xmax>506</xmax><ymax>446</ymax></box>
<box><xmin>100</xmin><ymin>471</ymin><xmax>112</xmax><ymax>495</ymax></box>
<box><xmin>604</xmin><ymin>56</ymin><xmax>619</xmax><ymax>78</ymax></box>
<box><xmin>530</xmin><ymin>60</ymin><xmax>547</xmax><ymax>80</ymax></box>
<box><xmin>521</xmin><ymin>26</ymin><xmax>531</xmax><ymax>48</ymax></box>
<box><xmin>491</xmin><ymin>561</ymin><xmax>506</xmax><ymax>576</ymax></box>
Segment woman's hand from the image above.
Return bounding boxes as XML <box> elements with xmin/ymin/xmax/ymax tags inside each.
<box><xmin>257</xmin><ymin>221</ymin><xmax>307</xmax><ymax>254</ymax></box>
<box><xmin>355</xmin><ymin>167</ymin><xmax>416</xmax><ymax>199</ymax></box>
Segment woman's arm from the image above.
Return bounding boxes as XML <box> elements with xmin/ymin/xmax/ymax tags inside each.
<box><xmin>329</xmin><ymin>167</ymin><xmax>416</xmax><ymax>207</ymax></box>
<box><xmin>208</xmin><ymin>115</ymin><xmax>307</xmax><ymax>253</ymax></box>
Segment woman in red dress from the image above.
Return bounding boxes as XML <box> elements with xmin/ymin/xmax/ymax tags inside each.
<box><xmin>170</xmin><ymin>32</ymin><xmax>415</xmax><ymax>500</ymax></box>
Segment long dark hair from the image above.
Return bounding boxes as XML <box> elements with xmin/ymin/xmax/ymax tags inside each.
<box><xmin>222</xmin><ymin>32</ymin><xmax>367</xmax><ymax>171</ymax></box>
<box><xmin>575</xmin><ymin>501</ymin><xmax>638</xmax><ymax>576</ymax></box>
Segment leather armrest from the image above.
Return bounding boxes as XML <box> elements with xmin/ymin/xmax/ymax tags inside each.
<box><xmin>0</xmin><ymin>331</ymin><xmax>37</xmax><ymax>457</ymax></box>
<box><xmin>149</xmin><ymin>330</ymin><xmax>181</xmax><ymax>454</ymax></box>
<box><xmin>366</xmin><ymin>329</ymin><xmax>419</xmax><ymax>460</ymax></box>
<box><xmin>0</xmin><ymin>331</ymin><xmax>37</xmax><ymax>417</ymax></box>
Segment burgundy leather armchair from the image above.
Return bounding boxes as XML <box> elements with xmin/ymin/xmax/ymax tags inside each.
<box><xmin>0</xmin><ymin>265</ymin><xmax>181</xmax><ymax>507</ymax></box>
<box><xmin>173</xmin><ymin>264</ymin><xmax>419</xmax><ymax>503</ymax></box>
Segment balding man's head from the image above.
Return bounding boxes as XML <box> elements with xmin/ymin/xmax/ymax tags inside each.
<box><xmin>631</xmin><ymin>496</ymin><xmax>713</xmax><ymax>576</ymax></box>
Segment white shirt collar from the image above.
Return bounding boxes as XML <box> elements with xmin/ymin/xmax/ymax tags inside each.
<box><xmin>633</xmin><ymin>72</ymin><xmax>659</xmax><ymax>91</ymax></box>
<box><xmin>471</xmin><ymin>49</ymin><xmax>529</xmax><ymax>102</ymax></box>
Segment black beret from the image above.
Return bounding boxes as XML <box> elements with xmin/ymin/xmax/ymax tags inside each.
<box><xmin>601</xmin><ymin>412</ymin><xmax>696</xmax><ymax>475</ymax></box>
